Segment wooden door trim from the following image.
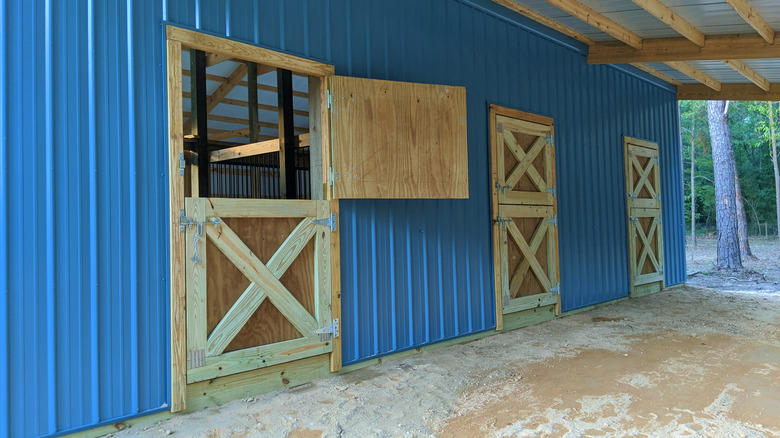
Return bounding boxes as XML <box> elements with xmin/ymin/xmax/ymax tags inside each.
<box><xmin>166</xmin><ymin>28</ymin><xmax>338</xmax><ymax>412</ymax></box>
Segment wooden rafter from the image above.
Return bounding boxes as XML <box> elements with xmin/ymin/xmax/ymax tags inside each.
<box><xmin>629</xmin><ymin>0</ymin><xmax>705</xmax><ymax>47</ymax></box>
<box><xmin>210</xmin><ymin>135</ymin><xmax>311</xmax><ymax>162</ymax></box>
<box><xmin>544</xmin><ymin>0</ymin><xmax>643</xmax><ymax>49</ymax></box>
<box><xmin>630</xmin><ymin>63</ymin><xmax>683</xmax><ymax>86</ymax></box>
<box><xmin>723</xmin><ymin>0</ymin><xmax>775</xmax><ymax>44</ymax></box>
<box><xmin>183</xmin><ymin>111</ymin><xmax>308</xmax><ymax>132</ymax></box>
<box><xmin>182</xmin><ymin>91</ymin><xmax>309</xmax><ymax>117</ymax></box>
<box><xmin>589</xmin><ymin>34</ymin><xmax>780</xmax><ymax>64</ymax></box>
<box><xmin>664</xmin><ymin>61</ymin><xmax>721</xmax><ymax>91</ymax></box>
<box><xmin>722</xmin><ymin>60</ymin><xmax>770</xmax><ymax>91</ymax></box>
<box><xmin>492</xmin><ymin>0</ymin><xmax>594</xmax><ymax>45</ymax></box>
<box><xmin>183</xmin><ymin>63</ymin><xmax>248</xmax><ymax>134</ymax></box>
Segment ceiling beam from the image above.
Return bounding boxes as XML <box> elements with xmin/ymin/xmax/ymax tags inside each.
<box><xmin>722</xmin><ymin>60</ymin><xmax>770</xmax><ymax>91</ymax></box>
<box><xmin>678</xmin><ymin>83</ymin><xmax>780</xmax><ymax>101</ymax></box>
<box><xmin>588</xmin><ymin>34</ymin><xmax>780</xmax><ymax>64</ymax></box>
<box><xmin>629</xmin><ymin>0</ymin><xmax>705</xmax><ymax>47</ymax></box>
<box><xmin>492</xmin><ymin>0</ymin><xmax>594</xmax><ymax>45</ymax></box>
<box><xmin>630</xmin><ymin>63</ymin><xmax>683</xmax><ymax>86</ymax></box>
<box><xmin>723</xmin><ymin>0</ymin><xmax>775</xmax><ymax>44</ymax></box>
<box><xmin>664</xmin><ymin>61</ymin><xmax>721</xmax><ymax>91</ymax></box>
<box><xmin>544</xmin><ymin>0</ymin><xmax>643</xmax><ymax>49</ymax></box>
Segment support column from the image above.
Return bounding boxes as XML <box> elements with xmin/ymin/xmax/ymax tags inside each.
<box><xmin>190</xmin><ymin>49</ymin><xmax>209</xmax><ymax>197</ymax></box>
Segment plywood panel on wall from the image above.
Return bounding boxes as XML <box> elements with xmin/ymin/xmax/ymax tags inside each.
<box><xmin>330</xmin><ymin>76</ymin><xmax>468</xmax><ymax>199</ymax></box>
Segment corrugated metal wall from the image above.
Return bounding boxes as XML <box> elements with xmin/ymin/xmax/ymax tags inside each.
<box><xmin>0</xmin><ymin>0</ymin><xmax>686</xmax><ymax>436</ymax></box>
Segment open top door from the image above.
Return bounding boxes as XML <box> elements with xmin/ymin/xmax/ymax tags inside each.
<box><xmin>328</xmin><ymin>76</ymin><xmax>468</xmax><ymax>199</ymax></box>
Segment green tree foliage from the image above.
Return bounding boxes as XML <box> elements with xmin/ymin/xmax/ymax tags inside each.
<box><xmin>680</xmin><ymin>100</ymin><xmax>779</xmax><ymax>236</ymax></box>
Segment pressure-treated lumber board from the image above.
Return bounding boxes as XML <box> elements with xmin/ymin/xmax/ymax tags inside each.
<box><xmin>166</xmin><ymin>39</ymin><xmax>187</xmax><ymax>413</ymax></box>
<box><xmin>182</xmin><ymin>91</ymin><xmax>309</xmax><ymax>117</ymax></box>
<box><xmin>721</xmin><ymin>60</ymin><xmax>770</xmax><ymax>92</ymax></box>
<box><xmin>629</xmin><ymin>0</ymin><xmax>705</xmax><ymax>46</ymax></box>
<box><xmin>491</xmin><ymin>0</ymin><xmax>594</xmax><ymax>45</ymax></box>
<box><xmin>545</xmin><ymin>0</ymin><xmax>643</xmax><ymax>49</ymax></box>
<box><xmin>185</xmin><ymin>198</ymin><xmax>209</xmax><ymax>367</ymax></box>
<box><xmin>677</xmin><ymin>83</ymin><xmax>780</xmax><ymax>101</ymax></box>
<box><xmin>723</xmin><ymin>0</ymin><xmax>775</xmax><ymax>44</ymax></box>
<box><xmin>209</xmin><ymin>139</ymin><xmax>280</xmax><ymax>162</ymax></box>
<box><xmin>186</xmin><ymin>354</ymin><xmax>332</xmax><ymax>412</ymax></box>
<box><xmin>189</xmin><ymin>337</ymin><xmax>331</xmax><ymax>383</ymax></box>
<box><xmin>588</xmin><ymin>34</ymin><xmax>780</xmax><ymax>64</ymax></box>
<box><xmin>314</xmin><ymin>202</ymin><xmax>331</xmax><ymax>328</ymax></box>
<box><xmin>664</xmin><ymin>61</ymin><xmax>721</xmax><ymax>91</ymax></box>
<box><xmin>629</xmin><ymin>63</ymin><xmax>683</xmax><ymax>86</ymax></box>
<box><xmin>330</xmin><ymin>76</ymin><xmax>468</xmax><ymax>199</ymax></box>
<box><xmin>489</xmin><ymin>106</ymin><xmax>503</xmax><ymax>331</ymax></box>
<box><xmin>329</xmin><ymin>199</ymin><xmax>342</xmax><ymax>372</ymax></box>
<box><xmin>167</xmin><ymin>26</ymin><xmax>334</xmax><ymax>77</ymax></box>
<box><xmin>209</xmin><ymin>198</ymin><xmax>318</xmax><ymax>218</ymax></box>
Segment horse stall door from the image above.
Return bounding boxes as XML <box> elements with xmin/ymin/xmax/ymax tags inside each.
<box><xmin>183</xmin><ymin>198</ymin><xmax>334</xmax><ymax>383</ymax></box>
<box><xmin>624</xmin><ymin>137</ymin><xmax>664</xmax><ymax>297</ymax></box>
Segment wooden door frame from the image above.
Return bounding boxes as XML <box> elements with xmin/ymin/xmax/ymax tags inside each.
<box><xmin>489</xmin><ymin>104</ymin><xmax>560</xmax><ymax>331</ymax></box>
<box><xmin>165</xmin><ymin>26</ymin><xmax>341</xmax><ymax>412</ymax></box>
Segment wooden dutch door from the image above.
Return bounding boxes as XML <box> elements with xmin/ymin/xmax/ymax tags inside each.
<box><xmin>490</xmin><ymin>106</ymin><xmax>561</xmax><ymax>319</ymax></box>
<box><xmin>182</xmin><ymin>198</ymin><xmax>335</xmax><ymax>383</ymax></box>
<box><xmin>624</xmin><ymin>136</ymin><xmax>664</xmax><ymax>296</ymax></box>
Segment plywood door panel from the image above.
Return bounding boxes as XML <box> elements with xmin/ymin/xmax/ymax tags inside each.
<box><xmin>184</xmin><ymin>198</ymin><xmax>334</xmax><ymax>383</ymax></box>
<box><xmin>490</xmin><ymin>106</ymin><xmax>560</xmax><ymax>317</ymax></box>
<box><xmin>624</xmin><ymin>137</ymin><xmax>664</xmax><ymax>296</ymax></box>
<box><xmin>330</xmin><ymin>76</ymin><xmax>468</xmax><ymax>199</ymax></box>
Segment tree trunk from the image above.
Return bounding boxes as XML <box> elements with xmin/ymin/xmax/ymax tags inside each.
<box><xmin>770</xmin><ymin>101</ymin><xmax>780</xmax><ymax>241</ymax></box>
<box><xmin>690</xmin><ymin>111</ymin><xmax>696</xmax><ymax>246</ymax></box>
<box><xmin>706</xmin><ymin>101</ymin><xmax>742</xmax><ymax>270</ymax></box>
<box><xmin>734</xmin><ymin>171</ymin><xmax>755</xmax><ymax>259</ymax></box>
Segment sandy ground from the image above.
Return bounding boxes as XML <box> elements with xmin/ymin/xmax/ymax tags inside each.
<box><xmin>114</xmin><ymin>240</ymin><xmax>780</xmax><ymax>438</ymax></box>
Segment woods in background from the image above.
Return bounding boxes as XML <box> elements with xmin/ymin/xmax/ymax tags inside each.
<box><xmin>681</xmin><ymin>100</ymin><xmax>780</xmax><ymax>271</ymax></box>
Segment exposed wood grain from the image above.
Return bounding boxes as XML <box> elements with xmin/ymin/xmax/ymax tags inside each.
<box><xmin>664</xmin><ymin>61</ymin><xmax>721</xmax><ymax>91</ymax></box>
<box><xmin>489</xmin><ymin>106</ymin><xmax>504</xmax><ymax>331</ymax></box>
<box><xmin>544</xmin><ymin>0</ymin><xmax>643</xmax><ymax>49</ymax></box>
<box><xmin>629</xmin><ymin>0</ymin><xmax>705</xmax><ymax>46</ymax></box>
<box><xmin>184</xmin><ymin>63</ymin><xmax>248</xmax><ymax>134</ymax></box>
<box><xmin>589</xmin><ymin>34</ymin><xmax>780</xmax><ymax>64</ymax></box>
<box><xmin>677</xmin><ymin>83</ymin><xmax>780</xmax><ymax>101</ymax></box>
<box><xmin>309</xmin><ymin>76</ymin><xmax>324</xmax><ymax>201</ymax></box>
<box><xmin>723</xmin><ymin>0</ymin><xmax>775</xmax><ymax>44</ymax></box>
<box><xmin>182</xmin><ymin>92</ymin><xmax>309</xmax><ymax>117</ymax></box>
<box><xmin>167</xmin><ymin>26</ymin><xmax>334</xmax><ymax>76</ymax></box>
<box><xmin>185</xmin><ymin>198</ymin><xmax>209</xmax><ymax>365</ymax></box>
<box><xmin>166</xmin><ymin>39</ymin><xmax>187</xmax><ymax>413</ymax></box>
<box><xmin>629</xmin><ymin>63</ymin><xmax>683</xmax><ymax>87</ymax></box>
<box><xmin>722</xmin><ymin>60</ymin><xmax>770</xmax><ymax>91</ymax></box>
<box><xmin>330</xmin><ymin>76</ymin><xmax>468</xmax><ymax>199</ymax></box>
<box><xmin>208</xmin><ymin>198</ymin><xmax>317</xmax><ymax>218</ymax></box>
<box><xmin>328</xmin><ymin>200</ymin><xmax>342</xmax><ymax>372</ymax></box>
<box><xmin>491</xmin><ymin>0</ymin><xmax>594</xmax><ymax>45</ymax></box>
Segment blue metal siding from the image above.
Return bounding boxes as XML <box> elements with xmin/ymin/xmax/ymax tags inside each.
<box><xmin>0</xmin><ymin>0</ymin><xmax>686</xmax><ymax>436</ymax></box>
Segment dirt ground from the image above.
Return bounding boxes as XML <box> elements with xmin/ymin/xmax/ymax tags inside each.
<box><xmin>115</xmin><ymin>239</ymin><xmax>780</xmax><ymax>438</ymax></box>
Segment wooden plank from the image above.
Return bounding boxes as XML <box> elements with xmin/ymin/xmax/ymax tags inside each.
<box><xmin>629</xmin><ymin>0</ymin><xmax>705</xmax><ymax>46</ymax></box>
<box><xmin>677</xmin><ymin>83</ymin><xmax>780</xmax><ymax>101</ymax></box>
<box><xmin>209</xmin><ymin>198</ymin><xmax>317</xmax><ymax>218</ymax></box>
<box><xmin>330</xmin><ymin>76</ymin><xmax>468</xmax><ymax>199</ymax></box>
<box><xmin>328</xmin><ymin>199</ymin><xmax>342</xmax><ymax>372</ymax></box>
<box><xmin>506</xmin><ymin>221</ymin><xmax>552</xmax><ymax>291</ymax></box>
<box><xmin>723</xmin><ymin>0</ymin><xmax>775</xmax><ymax>44</ymax></box>
<box><xmin>664</xmin><ymin>61</ymin><xmax>721</xmax><ymax>91</ymax></box>
<box><xmin>496</xmin><ymin>116</ymin><xmax>552</xmax><ymax>137</ymax></box>
<box><xmin>319</xmin><ymin>77</ymin><xmax>333</xmax><ymax>199</ymax></box>
<box><xmin>205</xmin><ymin>53</ymin><xmax>233</xmax><ymax>66</ymax></box>
<box><xmin>544</xmin><ymin>0</ymin><xmax>643</xmax><ymax>49</ymax></box>
<box><xmin>189</xmin><ymin>337</ymin><xmax>331</xmax><ymax>383</ymax></box>
<box><xmin>185</xmin><ymin>198</ymin><xmax>209</xmax><ymax>366</ymax></box>
<box><xmin>501</xmin><ymin>305</ymin><xmax>556</xmax><ymax>332</ymax></box>
<box><xmin>167</xmin><ymin>26</ymin><xmax>335</xmax><ymax>76</ymax></box>
<box><xmin>491</xmin><ymin>0</ymin><xmax>594</xmax><ymax>45</ymax></box>
<box><xmin>631</xmin><ymin>281</ymin><xmax>662</xmax><ymax>298</ymax></box>
<box><xmin>489</xmin><ymin>106</ymin><xmax>503</xmax><ymax>331</ymax></box>
<box><xmin>508</xmin><ymin>221</ymin><xmax>549</xmax><ymax>299</ymax></box>
<box><xmin>182</xmin><ymin>91</ymin><xmax>309</xmax><ymax>117</ymax></box>
<box><xmin>186</xmin><ymin>354</ymin><xmax>331</xmax><ymax>412</ymax></box>
<box><xmin>499</xmin><ymin>204</ymin><xmax>554</xmax><ymax>219</ymax></box>
<box><xmin>210</xmin><ymin>139</ymin><xmax>279</xmax><ymax>162</ymax></box>
<box><xmin>630</xmin><ymin>63</ymin><xmax>683</xmax><ymax>87</ymax></box>
<box><xmin>499</xmin><ymin>223</ymin><xmax>510</xmax><ymax>312</ymax></box>
<box><xmin>503</xmin><ymin>293</ymin><xmax>558</xmax><ymax>315</ymax></box>
<box><xmin>309</xmin><ymin>77</ymin><xmax>324</xmax><ymax>201</ymax></box>
<box><xmin>206</xmin><ymin>218</ymin><xmax>316</xmax><ymax>356</ymax></box>
<box><xmin>184</xmin><ymin>63</ymin><xmax>248</xmax><ymax>135</ymax></box>
<box><xmin>502</xmin><ymin>132</ymin><xmax>547</xmax><ymax>192</ymax></box>
<box><xmin>206</xmin><ymin>221</ymin><xmax>320</xmax><ymax>336</ymax></box>
<box><xmin>166</xmin><ymin>38</ymin><xmax>187</xmax><ymax>413</ymax></box>
<box><xmin>490</xmin><ymin>105</ymin><xmax>554</xmax><ymax>127</ymax></box>
<box><xmin>314</xmin><ymin>202</ymin><xmax>331</xmax><ymax>327</ymax></box>
<box><xmin>547</xmin><ymin>126</ymin><xmax>561</xmax><ymax>315</ymax></box>
<box><xmin>722</xmin><ymin>60</ymin><xmax>771</xmax><ymax>92</ymax></box>
<box><xmin>588</xmin><ymin>34</ymin><xmax>780</xmax><ymax>64</ymax></box>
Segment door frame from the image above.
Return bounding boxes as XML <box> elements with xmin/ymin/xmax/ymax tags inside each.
<box><xmin>165</xmin><ymin>26</ymin><xmax>341</xmax><ymax>412</ymax></box>
<box><xmin>489</xmin><ymin>104</ymin><xmax>561</xmax><ymax>331</ymax></box>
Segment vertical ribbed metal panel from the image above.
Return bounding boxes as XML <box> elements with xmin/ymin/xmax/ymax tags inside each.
<box><xmin>2</xmin><ymin>1</ymin><xmax>169</xmax><ymax>436</ymax></box>
<box><xmin>1</xmin><ymin>0</ymin><xmax>686</xmax><ymax>435</ymax></box>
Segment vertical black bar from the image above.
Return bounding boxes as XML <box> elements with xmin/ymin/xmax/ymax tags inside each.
<box><xmin>277</xmin><ymin>68</ymin><xmax>297</xmax><ymax>199</ymax></box>
<box><xmin>191</xmin><ymin>49</ymin><xmax>209</xmax><ymax>196</ymax></box>
<box><xmin>247</xmin><ymin>62</ymin><xmax>259</xmax><ymax>143</ymax></box>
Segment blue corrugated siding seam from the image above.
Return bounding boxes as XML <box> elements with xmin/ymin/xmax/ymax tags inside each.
<box><xmin>0</xmin><ymin>0</ymin><xmax>8</xmax><ymax>435</ymax></box>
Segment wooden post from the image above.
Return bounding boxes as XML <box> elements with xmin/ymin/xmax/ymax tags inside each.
<box><xmin>247</xmin><ymin>62</ymin><xmax>259</xmax><ymax>143</ymax></box>
<box><xmin>191</xmin><ymin>49</ymin><xmax>209</xmax><ymax>197</ymax></box>
<box><xmin>277</xmin><ymin>68</ymin><xmax>298</xmax><ymax>199</ymax></box>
